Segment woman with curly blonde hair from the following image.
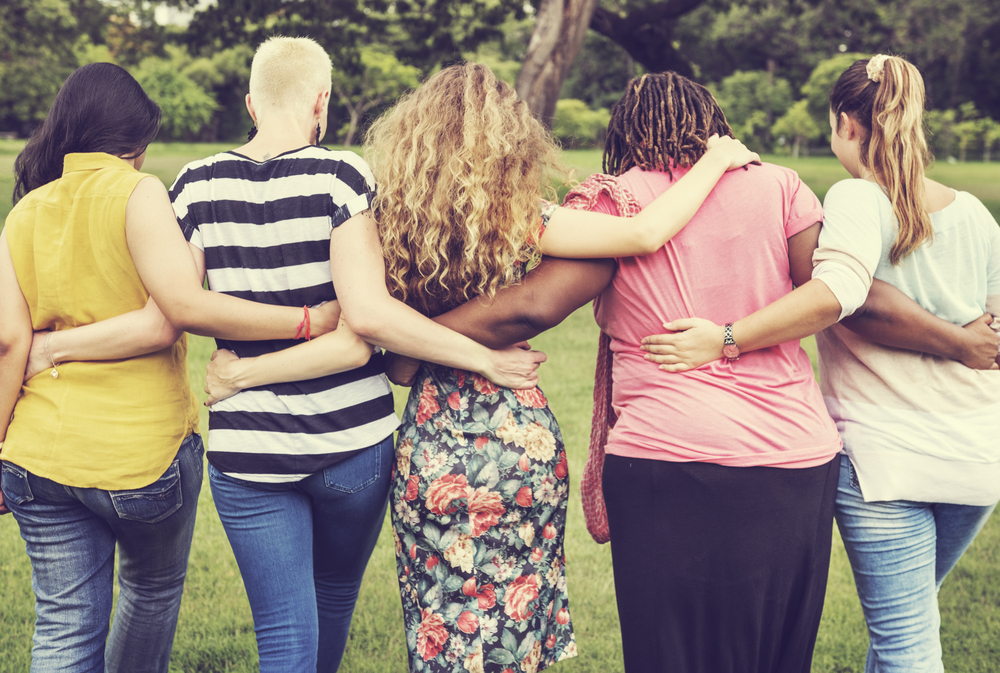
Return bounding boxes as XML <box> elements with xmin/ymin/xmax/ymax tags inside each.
<box><xmin>365</xmin><ymin>63</ymin><xmax>758</xmax><ymax>672</ymax></box>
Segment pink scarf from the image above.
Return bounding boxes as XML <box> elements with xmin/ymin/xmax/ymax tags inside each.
<box><xmin>562</xmin><ymin>174</ymin><xmax>641</xmax><ymax>544</ymax></box>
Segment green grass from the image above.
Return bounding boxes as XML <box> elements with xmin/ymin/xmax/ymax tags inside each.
<box><xmin>2</xmin><ymin>145</ymin><xmax>1000</xmax><ymax>671</ymax></box>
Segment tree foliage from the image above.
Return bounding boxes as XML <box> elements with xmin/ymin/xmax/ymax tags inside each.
<box><xmin>772</xmin><ymin>100</ymin><xmax>821</xmax><ymax>158</ymax></box>
<box><xmin>711</xmin><ymin>70</ymin><xmax>792</xmax><ymax>150</ymax></box>
<box><xmin>4</xmin><ymin>0</ymin><xmax>1000</xmax><ymax>153</ymax></box>
<box><xmin>134</xmin><ymin>47</ymin><xmax>218</xmax><ymax>141</ymax></box>
<box><xmin>331</xmin><ymin>47</ymin><xmax>421</xmax><ymax>147</ymax></box>
<box><xmin>551</xmin><ymin>98</ymin><xmax>611</xmax><ymax>148</ymax></box>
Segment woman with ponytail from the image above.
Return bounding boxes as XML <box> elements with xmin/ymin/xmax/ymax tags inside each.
<box><xmin>818</xmin><ymin>55</ymin><xmax>1000</xmax><ymax>672</ymax></box>
<box><xmin>648</xmin><ymin>54</ymin><xmax>1000</xmax><ymax>671</ymax></box>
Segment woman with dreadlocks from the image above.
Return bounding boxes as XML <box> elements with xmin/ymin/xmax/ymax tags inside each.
<box><xmin>570</xmin><ymin>71</ymin><xmax>844</xmax><ymax>672</ymax></box>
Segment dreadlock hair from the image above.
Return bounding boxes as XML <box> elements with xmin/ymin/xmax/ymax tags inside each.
<box><xmin>603</xmin><ymin>72</ymin><xmax>732</xmax><ymax>179</ymax></box>
<box><xmin>830</xmin><ymin>55</ymin><xmax>932</xmax><ymax>265</ymax></box>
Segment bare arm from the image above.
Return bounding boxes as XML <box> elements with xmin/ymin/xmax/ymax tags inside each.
<box><xmin>841</xmin><ymin>283</ymin><xmax>998</xmax><ymax>369</ymax></box>
<box><xmin>639</xmin><ymin>223</ymin><xmax>841</xmax><ymax>370</ymax></box>
<box><xmin>203</xmin><ymin>317</ymin><xmax>375</xmax><ymax>405</ymax></box>
<box><xmin>124</xmin><ymin>176</ymin><xmax>339</xmax><ymax>340</ymax></box>
<box><xmin>24</xmin><ymin>297</ymin><xmax>180</xmax><ymax>380</ymax></box>
<box><xmin>330</xmin><ymin>212</ymin><xmax>546</xmax><ymax>389</ymax></box>
<box><xmin>540</xmin><ymin>135</ymin><xmax>760</xmax><ymax>258</ymax></box>
<box><xmin>643</xmin><ymin>221</ymin><xmax>997</xmax><ymax>371</ymax></box>
<box><xmin>434</xmin><ymin>257</ymin><xmax>615</xmax><ymax>347</ymax></box>
<box><xmin>385</xmin><ymin>256</ymin><xmax>616</xmax><ymax>385</ymax></box>
<box><xmin>0</xmin><ymin>232</ymin><xmax>32</xmax><ymax>513</ymax></box>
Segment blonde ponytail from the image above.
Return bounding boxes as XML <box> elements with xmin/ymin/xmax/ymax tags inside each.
<box><xmin>830</xmin><ymin>55</ymin><xmax>933</xmax><ymax>264</ymax></box>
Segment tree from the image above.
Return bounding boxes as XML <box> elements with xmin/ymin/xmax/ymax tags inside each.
<box><xmin>772</xmin><ymin>100</ymin><xmax>821</xmax><ymax>158</ymax></box>
<box><xmin>924</xmin><ymin>108</ymin><xmax>957</xmax><ymax>160</ymax></box>
<box><xmin>560</xmin><ymin>31</ymin><xmax>642</xmax><ymax>110</ymax></box>
<box><xmin>551</xmin><ymin>99</ymin><xmax>611</xmax><ymax>148</ymax></box>
<box><xmin>711</xmin><ymin>70</ymin><xmax>792</xmax><ymax>151</ymax></box>
<box><xmin>800</xmin><ymin>53</ymin><xmax>869</xmax><ymax>130</ymax></box>
<box><xmin>515</xmin><ymin>0</ymin><xmax>600</xmax><ymax>125</ymax></box>
<box><xmin>331</xmin><ymin>47</ymin><xmax>421</xmax><ymax>147</ymax></box>
<box><xmin>182</xmin><ymin>45</ymin><xmax>254</xmax><ymax>141</ymax></box>
<box><xmin>0</xmin><ymin>0</ymin><xmax>90</xmax><ymax>132</ymax></box>
<box><xmin>134</xmin><ymin>47</ymin><xmax>218</xmax><ymax>140</ymax></box>
<box><xmin>983</xmin><ymin>119</ymin><xmax>1000</xmax><ymax>163</ymax></box>
<box><xmin>953</xmin><ymin>102</ymin><xmax>981</xmax><ymax>162</ymax></box>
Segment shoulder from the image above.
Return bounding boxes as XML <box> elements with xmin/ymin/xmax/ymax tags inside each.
<box><xmin>953</xmin><ymin>190</ymin><xmax>996</xmax><ymax>219</ymax></box>
<box><xmin>169</xmin><ymin>152</ymin><xmax>236</xmax><ymax>196</ymax></box>
<box><xmin>825</xmin><ymin>178</ymin><xmax>883</xmax><ymax>201</ymax></box>
<box><xmin>295</xmin><ymin>147</ymin><xmax>375</xmax><ymax>190</ymax></box>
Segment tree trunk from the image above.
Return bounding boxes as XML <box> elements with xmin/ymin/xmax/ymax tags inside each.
<box><xmin>515</xmin><ymin>0</ymin><xmax>600</xmax><ymax>126</ymax></box>
<box><xmin>588</xmin><ymin>0</ymin><xmax>705</xmax><ymax>77</ymax></box>
<box><xmin>344</xmin><ymin>110</ymin><xmax>360</xmax><ymax>148</ymax></box>
<box><xmin>792</xmin><ymin>136</ymin><xmax>800</xmax><ymax>159</ymax></box>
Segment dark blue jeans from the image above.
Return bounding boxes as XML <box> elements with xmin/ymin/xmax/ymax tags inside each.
<box><xmin>208</xmin><ymin>435</ymin><xmax>394</xmax><ymax>672</ymax></box>
<box><xmin>1</xmin><ymin>433</ymin><xmax>204</xmax><ymax>673</ymax></box>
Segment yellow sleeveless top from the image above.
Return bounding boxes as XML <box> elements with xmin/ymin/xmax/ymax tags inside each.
<box><xmin>3</xmin><ymin>153</ymin><xmax>199</xmax><ymax>489</ymax></box>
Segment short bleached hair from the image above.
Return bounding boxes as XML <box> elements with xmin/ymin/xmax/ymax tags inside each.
<box><xmin>249</xmin><ymin>37</ymin><xmax>332</xmax><ymax>119</ymax></box>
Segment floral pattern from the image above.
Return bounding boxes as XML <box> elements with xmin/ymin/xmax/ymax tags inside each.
<box><xmin>391</xmin><ymin>364</ymin><xmax>577</xmax><ymax>673</ymax></box>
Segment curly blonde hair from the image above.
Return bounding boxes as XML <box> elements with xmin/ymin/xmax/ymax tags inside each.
<box><xmin>365</xmin><ymin>63</ymin><xmax>563</xmax><ymax>317</ymax></box>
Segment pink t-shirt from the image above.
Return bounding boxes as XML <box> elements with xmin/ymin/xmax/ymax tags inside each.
<box><xmin>593</xmin><ymin>164</ymin><xmax>842</xmax><ymax>468</ymax></box>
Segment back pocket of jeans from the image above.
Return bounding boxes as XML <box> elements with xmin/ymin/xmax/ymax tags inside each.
<box><xmin>110</xmin><ymin>461</ymin><xmax>183</xmax><ymax>523</ymax></box>
<box><xmin>847</xmin><ymin>458</ymin><xmax>864</xmax><ymax>495</ymax></box>
<box><xmin>1</xmin><ymin>462</ymin><xmax>33</xmax><ymax>506</ymax></box>
<box><xmin>324</xmin><ymin>443</ymin><xmax>381</xmax><ymax>494</ymax></box>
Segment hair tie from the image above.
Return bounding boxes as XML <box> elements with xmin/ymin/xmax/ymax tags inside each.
<box><xmin>867</xmin><ymin>54</ymin><xmax>889</xmax><ymax>83</ymax></box>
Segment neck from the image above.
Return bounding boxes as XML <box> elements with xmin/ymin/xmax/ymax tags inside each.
<box><xmin>237</xmin><ymin>109</ymin><xmax>316</xmax><ymax>161</ymax></box>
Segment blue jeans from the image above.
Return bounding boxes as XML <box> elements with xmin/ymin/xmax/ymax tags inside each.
<box><xmin>835</xmin><ymin>457</ymin><xmax>996</xmax><ymax>673</ymax></box>
<box><xmin>208</xmin><ymin>435</ymin><xmax>394</xmax><ymax>673</ymax></box>
<box><xmin>0</xmin><ymin>433</ymin><xmax>204</xmax><ymax>673</ymax></box>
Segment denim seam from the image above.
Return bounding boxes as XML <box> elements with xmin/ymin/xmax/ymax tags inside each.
<box><xmin>109</xmin><ymin>461</ymin><xmax>183</xmax><ymax>523</ymax></box>
<box><xmin>324</xmin><ymin>443</ymin><xmax>382</xmax><ymax>494</ymax></box>
<box><xmin>1</xmin><ymin>462</ymin><xmax>33</xmax><ymax>505</ymax></box>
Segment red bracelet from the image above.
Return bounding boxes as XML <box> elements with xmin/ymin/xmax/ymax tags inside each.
<box><xmin>294</xmin><ymin>306</ymin><xmax>311</xmax><ymax>340</ymax></box>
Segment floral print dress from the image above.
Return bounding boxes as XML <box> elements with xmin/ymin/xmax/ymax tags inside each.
<box><xmin>391</xmin><ymin>367</ymin><xmax>577</xmax><ymax>673</ymax></box>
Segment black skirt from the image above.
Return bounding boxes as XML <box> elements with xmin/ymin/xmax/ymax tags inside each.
<box><xmin>603</xmin><ymin>453</ymin><xmax>840</xmax><ymax>673</ymax></box>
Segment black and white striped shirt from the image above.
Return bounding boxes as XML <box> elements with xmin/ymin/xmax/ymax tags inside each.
<box><xmin>170</xmin><ymin>146</ymin><xmax>398</xmax><ymax>482</ymax></box>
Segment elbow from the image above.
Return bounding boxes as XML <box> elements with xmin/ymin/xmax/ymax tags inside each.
<box><xmin>152</xmin><ymin>321</ymin><xmax>183</xmax><ymax>350</ymax></box>
<box><xmin>0</xmin><ymin>324</ymin><xmax>31</xmax><ymax>362</ymax></box>
<box><xmin>342</xmin><ymin>312</ymin><xmax>386</xmax><ymax>343</ymax></box>
<box><xmin>520</xmin><ymin>299</ymin><xmax>570</xmax><ymax>335</ymax></box>
<box><xmin>156</xmin><ymin>294</ymin><xmax>207</xmax><ymax>336</ymax></box>
<box><xmin>349</xmin><ymin>340</ymin><xmax>374</xmax><ymax>370</ymax></box>
<box><xmin>633</xmin><ymin>230</ymin><xmax>662</xmax><ymax>256</ymax></box>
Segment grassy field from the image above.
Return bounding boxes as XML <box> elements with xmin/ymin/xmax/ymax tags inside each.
<box><xmin>1</xmin><ymin>142</ymin><xmax>999</xmax><ymax>672</ymax></box>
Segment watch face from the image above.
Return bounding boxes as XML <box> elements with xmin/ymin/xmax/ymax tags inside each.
<box><xmin>722</xmin><ymin>344</ymin><xmax>740</xmax><ymax>360</ymax></box>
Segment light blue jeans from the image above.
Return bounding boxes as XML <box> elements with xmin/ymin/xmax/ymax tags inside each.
<box><xmin>835</xmin><ymin>456</ymin><xmax>996</xmax><ymax>673</ymax></box>
<box><xmin>208</xmin><ymin>435</ymin><xmax>394</xmax><ymax>673</ymax></box>
<box><xmin>1</xmin><ymin>433</ymin><xmax>204</xmax><ymax>673</ymax></box>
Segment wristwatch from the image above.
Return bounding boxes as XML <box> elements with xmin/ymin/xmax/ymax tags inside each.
<box><xmin>722</xmin><ymin>323</ymin><xmax>740</xmax><ymax>361</ymax></box>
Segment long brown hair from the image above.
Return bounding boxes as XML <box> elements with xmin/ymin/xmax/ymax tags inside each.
<box><xmin>830</xmin><ymin>55</ymin><xmax>932</xmax><ymax>264</ymax></box>
<box><xmin>603</xmin><ymin>72</ymin><xmax>732</xmax><ymax>178</ymax></box>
